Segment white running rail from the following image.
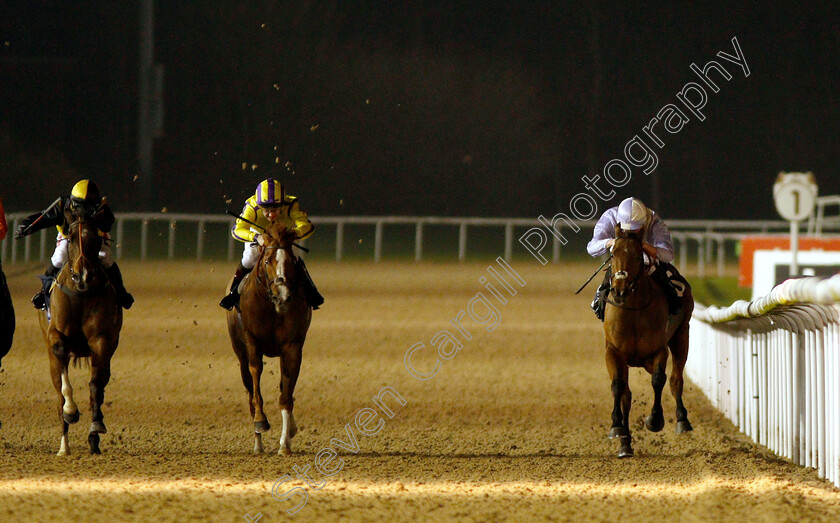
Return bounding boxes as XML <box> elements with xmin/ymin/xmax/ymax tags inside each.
<box><xmin>1</xmin><ymin>212</ymin><xmax>809</xmax><ymax>274</ymax></box>
<box><xmin>687</xmin><ymin>275</ymin><xmax>840</xmax><ymax>486</ymax></box>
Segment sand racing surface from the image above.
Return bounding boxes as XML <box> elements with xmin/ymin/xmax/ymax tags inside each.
<box><xmin>1</xmin><ymin>260</ymin><xmax>839</xmax><ymax>522</ymax></box>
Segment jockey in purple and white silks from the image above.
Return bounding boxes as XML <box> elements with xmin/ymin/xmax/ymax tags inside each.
<box><xmin>587</xmin><ymin>197</ymin><xmax>687</xmax><ymax>321</ymax></box>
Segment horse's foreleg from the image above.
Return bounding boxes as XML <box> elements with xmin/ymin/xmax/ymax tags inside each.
<box><xmin>87</xmin><ymin>345</ymin><xmax>112</xmax><ymax>454</ymax></box>
<box><xmin>248</xmin><ymin>350</ymin><xmax>270</xmax><ymax>435</ymax></box>
<box><xmin>606</xmin><ymin>351</ymin><xmax>628</xmax><ymax>439</ymax></box>
<box><xmin>48</xmin><ymin>334</ymin><xmax>74</xmax><ymax>456</ymax></box>
<box><xmin>645</xmin><ymin>352</ymin><xmax>669</xmax><ymax>433</ymax></box>
<box><xmin>235</xmin><ymin>351</ymin><xmax>264</xmax><ymax>454</ymax></box>
<box><xmin>278</xmin><ymin>343</ymin><xmax>302</xmax><ymax>456</ymax></box>
<box><xmin>669</xmin><ymin>322</ymin><xmax>693</xmax><ymax>434</ymax></box>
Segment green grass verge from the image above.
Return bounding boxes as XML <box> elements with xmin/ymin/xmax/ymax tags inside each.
<box><xmin>691</xmin><ymin>276</ymin><xmax>752</xmax><ymax>307</ymax></box>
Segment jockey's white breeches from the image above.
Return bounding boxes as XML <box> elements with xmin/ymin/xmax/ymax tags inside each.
<box><xmin>240</xmin><ymin>241</ymin><xmax>260</xmax><ymax>270</ymax></box>
<box><xmin>51</xmin><ymin>232</ymin><xmax>114</xmax><ymax>269</ymax></box>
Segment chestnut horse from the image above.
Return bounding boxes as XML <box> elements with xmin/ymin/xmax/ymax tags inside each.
<box><xmin>226</xmin><ymin>223</ymin><xmax>311</xmax><ymax>455</ymax></box>
<box><xmin>604</xmin><ymin>227</ymin><xmax>693</xmax><ymax>458</ymax></box>
<box><xmin>39</xmin><ymin>218</ymin><xmax>122</xmax><ymax>455</ymax></box>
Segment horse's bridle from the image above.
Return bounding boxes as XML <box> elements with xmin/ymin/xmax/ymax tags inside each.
<box><xmin>255</xmin><ymin>244</ymin><xmax>295</xmax><ymax>304</ymax></box>
<box><xmin>606</xmin><ymin>239</ymin><xmax>652</xmax><ymax>310</ymax></box>
<box><xmin>66</xmin><ymin>219</ymin><xmax>102</xmax><ymax>289</ymax></box>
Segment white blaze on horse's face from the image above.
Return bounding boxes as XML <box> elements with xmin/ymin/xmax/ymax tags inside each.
<box><xmin>270</xmin><ymin>247</ymin><xmax>292</xmax><ymax>309</ymax></box>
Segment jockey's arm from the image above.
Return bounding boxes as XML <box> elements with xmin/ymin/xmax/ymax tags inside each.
<box><xmin>92</xmin><ymin>201</ymin><xmax>115</xmax><ymax>233</ymax></box>
<box><xmin>647</xmin><ymin>217</ymin><xmax>675</xmax><ymax>263</ymax></box>
<box><xmin>232</xmin><ymin>201</ymin><xmax>260</xmax><ymax>243</ymax></box>
<box><xmin>586</xmin><ymin>209</ymin><xmax>618</xmax><ymax>257</ymax></box>
<box><xmin>14</xmin><ymin>198</ymin><xmax>66</xmax><ymax>239</ymax></box>
<box><xmin>289</xmin><ymin>200</ymin><xmax>314</xmax><ymax>240</ymax></box>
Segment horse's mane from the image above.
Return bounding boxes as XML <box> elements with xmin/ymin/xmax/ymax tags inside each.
<box><xmin>263</xmin><ymin>223</ymin><xmax>297</xmax><ymax>248</ymax></box>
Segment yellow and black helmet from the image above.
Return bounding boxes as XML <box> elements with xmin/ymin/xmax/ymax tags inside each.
<box><xmin>255</xmin><ymin>178</ymin><xmax>284</xmax><ymax>208</ymax></box>
<box><xmin>70</xmin><ymin>179</ymin><xmax>101</xmax><ymax>206</ymax></box>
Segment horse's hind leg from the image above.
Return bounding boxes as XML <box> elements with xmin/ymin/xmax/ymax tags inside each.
<box><xmin>87</xmin><ymin>345</ymin><xmax>112</xmax><ymax>454</ymax></box>
<box><xmin>644</xmin><ymin>351</ymin><xmax>669</xmax><ymax>433</ymax></box>
<box><xmin>669</xmin><ymin>321</ymin><xmax>693</xmax><ymax>434</ymax></box>
<box><xmin>278</xmin><ymin>343</ymin><xmax>302</xmax><ymax>456</ymax></box>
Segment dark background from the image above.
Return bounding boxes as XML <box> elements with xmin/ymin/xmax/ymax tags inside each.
<box><xmin>1</xmin><ymin>2</ymin><xmax>838</xmax><ymax>220</ymax></box>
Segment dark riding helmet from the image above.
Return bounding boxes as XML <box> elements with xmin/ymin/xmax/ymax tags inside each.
<box><xmin>70</xmin><ymin>179</ymin><xmax>101</xmax><ymax>208</ymax></box>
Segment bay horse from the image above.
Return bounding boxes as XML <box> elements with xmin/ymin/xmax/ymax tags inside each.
<box><xmin>39</xmin><ymin>218</ymin><xmax>122</xmax><ymax>455</ymax></box>
<box><xmin>226</xmin><ymin>222</ymin><xmax>311</xmax><ymax>455</ymax></box>
<box><xmin>604</xmin><ymin>226</ymin><xmax>693</xmax><ymax>458</ymax></box>
<box><xmin>0</xmin><ymin>261</ymin><xmax>14</xmax><ymax>429</ymax></box>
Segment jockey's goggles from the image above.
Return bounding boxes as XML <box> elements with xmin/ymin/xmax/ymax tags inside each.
<box><xmin>258</xmin><ymin>203</ymin><xmax>285</xmax><ymax>211</ymax></box>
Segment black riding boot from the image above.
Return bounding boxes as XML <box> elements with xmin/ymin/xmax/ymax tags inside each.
<box><xmin>32</xmin><ymin>264</ymin><xmax>61</xmax><ymax>310</ymax></box>
<box><xmin>590</xmin><ymin>270</ymin><xmax>611</xmax><ymax>322</ymax></box>
<box><xmin>220</xmin><ymin>262</ymin><xmax>251</xmax><ymax>310</ymax></box>
<box><xmin>296</xmin><ymin>258</ymin><xmax>324</xmax><ymax>310</ymax></box>
<box><xmin>650</xmin><ymin>262</ymin><xmax>682</xmax><ymax>316</ymax></box>
<box><xmin>105</xmin><ymin>263</ymin><xmax>134</xmax><ymax>309</ymax></box>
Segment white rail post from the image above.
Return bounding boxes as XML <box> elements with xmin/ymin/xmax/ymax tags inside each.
<box><xmin>504</xmin><ymin>222</ymin><xmax>513</xmax><ymax>263</ymax></box>
<box><xmin>197</xmin><ymin>219</ymin><xmax>205</xmax><ymax>261</ymax></box>
<box><xmin>414</xmin><ymin>221</ymin><xmax>424</xmax><ymax>262</ymax></box>
<box><xmin>39</xmin><ymin>228</ymin><xmax>47</xmax><ymax>262</ymax></box>
<box><xmin>458</xmin><ymin>222</ymin><xmax>467</xmax><ymax>262</ymax></box>
<box><xmin>374</xmin><ymin>220</ymin><xmax>383</xmax><ymax>263</ymax></box>
<box><xmin>168</xmin><ymin>220</ymin><xmax>176</xmax><ymax>259</ymax></box>
<box><xmin>116</xmin><ymin>218</ymin><xmax>125</xmax><ymax>260</ymax></box>
<box><xmin>141</xmin><ymin>220</ymin><xmax>149</xmax><ymax>261</ymax></box>
<box><xmin>335</xmin><ymin>220</ymin><xmax>344</xmax><ymax>262</ymax></box>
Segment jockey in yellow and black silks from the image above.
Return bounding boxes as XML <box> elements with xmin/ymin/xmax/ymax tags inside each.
<box><xmin>220</xmin><ymin>178</ymin><xmax>324</xmax><ymax>310</ymax></box>
<box><xmin>14</xmin><ymin>180</ymin><xmax>134</xmax><ymax>310</ymax></box>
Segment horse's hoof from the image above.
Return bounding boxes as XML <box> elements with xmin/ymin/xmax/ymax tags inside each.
<box><xmin>676</xmin><ymin>420</ymin><xmax>694</xmax><ymax>434</ymax></box>
<box><xmin>90</xmin><ymin>421</ymin><xmax>107</xmax><ymax>434</ymax></box>
<box><xmin>279</xmin><ymin>446</ymin><xmax>292</xmax><ymax>456</ymax></box>
<box><xmin>63</xmin><ymin>411</ymin><xmax>80</xmax><ymax>424</ymax></box>
<box><xmin>88</xmin><ymin>433</ymin><xmax>101</xmax><ymax>454</ymax></box>
<box><xmin>618</xmin><ymin>446</ymin><xmax>635</xmax><ymax>458</ymax></box>
<box><xmin>608</xmin><ymin>426</ymin><xmax>627</xmax><ymax>438</ymax></box>
<box><xmin>645</xmin><ymin>414</ymin><xmax>665</xmax><ymax>433</ymax></box>
<box><xmin>254</xmin><ymin>420</ymin><xmax>271</xmax><ymax>433</ymax></box>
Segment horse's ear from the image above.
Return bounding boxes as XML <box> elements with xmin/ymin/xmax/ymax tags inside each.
<box><xmin>615</xmin><ymin>224</ymin><xmax>625</xmax><ymax>238</ymax></box>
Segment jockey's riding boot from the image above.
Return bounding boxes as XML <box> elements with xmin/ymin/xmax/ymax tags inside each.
<box><xmin>32</xmin><ymin>264</ymin><xmax>60</xmax><ymax>310</ymax></box>
<box><xmin>105</xmin><ymin>263</ymin><xmax>134</xmax><ymax>310</ymax></box>
<box><xmin>650</xmin><ymin>263</ymin><xmax>682</xmax><ymax>316</ymax></box>
<box><xmin>296</xmin><ymin>258</ymin><xmax>324</xmax><ymax>310</ymax></box>
<box><xmin>220</xmin><ymin>263</ymin><xmax>250</xmax><ymax>310</ymax></box>
<box><xmin>590</xmin><ymin>271</ymin><xmax>611</xmax><ymax>322</ymax></box>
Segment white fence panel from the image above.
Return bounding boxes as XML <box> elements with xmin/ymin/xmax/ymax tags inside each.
<box><xmin>687</xmin><ymin>275</ymin><xmax>840</xmax><ymax>487</ymax></box>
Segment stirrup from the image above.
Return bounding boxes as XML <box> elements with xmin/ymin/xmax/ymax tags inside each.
<box><xmin>119</xmin><ymin>293</ymin><xmax>135</xmax><ymax>310</ymax></box>
<box><xmin>32</xmin><ymin>291</ymin><xmax>47</xmax><ymax>310</ymax></box>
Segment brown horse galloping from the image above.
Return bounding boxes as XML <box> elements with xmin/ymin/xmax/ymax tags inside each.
<box><xmin>39</xmin><ymin>218</ymin><xmax>122</xmax><ymax>455</ymax></box>
<box><xmin>227</xmin><ymin>223</ymin><xmax>311</xmax><ymax>455</ymax></box>
<box><xmin>604</xmin><ymin>226</ymin><xmax>693</xmax><ymax>458</ymax></box>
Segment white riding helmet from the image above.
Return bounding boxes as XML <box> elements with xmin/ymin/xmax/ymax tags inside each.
<box><xmin>617</xmin><ymin>197</ymin><xmax>647</xmax><ymax>231</ymax></box>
